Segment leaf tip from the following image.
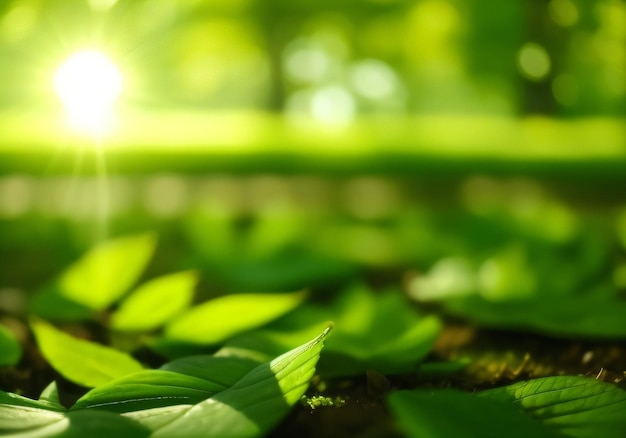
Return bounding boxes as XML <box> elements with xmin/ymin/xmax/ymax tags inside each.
<box><xmin>322</xmin><ymin>322</ymin><xmax>334</xmax><ymax>338</ymax></box>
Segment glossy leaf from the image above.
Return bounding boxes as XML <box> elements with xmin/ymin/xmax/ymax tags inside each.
<box><xmin>0</xmin><ymin>407</ymin><xmax>150</xmax><ymax>437</ymax></box>
<box><xmin>110</xmin><ymin>270</ymin><xmax>198</xmax><ymax>331</ymax></box>
<box><xmin>480</xmin><ymin>376</ymin><xmax>626</xmax><ymax>438</ymax></box>
<box><xmin>0</xmin><ymin>324</ymin><xmax>21</xmax><ymax>367</ymax></box>
<box><xmin>0</xmin><ymin>390</ymin><xmax>65</xmax><ymax>413</ymax></box>
<box><xmin>164</xmin><ymin>291</ymin><xmax>307</xmax><ymax>345</ymax></box>
<box><xmin>160</xmin><ymin>355</ymin><xmax>259</xmax><ymax>384</ymax></box>
<box><xmin>31</xmin><ymin>319</ymin><xmax>143</xmax><ymax>388</ymax></box>
<box><xmin>122</xmin><ymin>327</ymin><xmax>330</xmax><ymax>438</ymax></box>
<box><xmin>59</xmin><ymin>233</ymin><xmax>156</xmax><ymax>310</ymax></box>
<box><xmin>0</xmin><ymin>404</ymin><xmax>65</xmax><ymax>432</ymax></box>
<box><xmin>72</xmin><ymin>370</ymin><xmax>225</xmax><ymax>413</ymax></box>
<box><xmin>387</xmin><ymin>389</ymin><xmax>557</xmax><ymax>438</ymax></box>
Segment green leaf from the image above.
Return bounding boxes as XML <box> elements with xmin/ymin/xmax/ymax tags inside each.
<box><xmin>110</xmin><ymin>271</ymin><xmax>198</xmax><ymax>332</ymax></box>
<box><xmin>0</xmin><ymin>404</ymin><xmax>65</xmax><ymax>432</ymax></box>
<box><xmin>387</xmin><ymin>389</ymin><xmax>557</xmax><ymax>438</ymax></box>
<box><xmin>72</xmin><ymin>370</ymin><xmax>226</xmax><ymax>413</ymax></box>
<box><xmin>0</xmin><ymin>407</ymin><xmax>150</xmax><ymax>437</ymax></box>
<box><xmin>31</xmin><ymin>318</ymin><xmax>143</xmax><ymax>388</ymax></box>
<box><xmin>440</xmin><ymin>295</ymin><xmax>626</xmax><ymax>339</ymax></box>
<box><xmin>160</xmin><ymin>355</ymin><xmax>260</xmax><ymax>384</ymax></box>
<box><xmin>73</xmin><ymin>356</ymin><xmax>260</xmax><ymax>413</ymax></box>
<box><xmin>29</xmin><ymin>285</ymin><xmax>94</xmax><ymax>322</ymax></box>
<box><xmin>0</xmin><ymin>390</ymin><xmax>65</xmax><ymax>413</ymax></box>
<box><xmin>0</xmin><ymin>324</ymin><xmax>21</xmax><ymax>367</ymax></box>
<box><xmin>58</xmin><ymin>233</ymin><xmax>156</xmax><ymax>310</ymax></box>
<box><xmin>323</xmin><ymin>285</ymin><xmax>442</xmax><ymax>375</ymax></box>
<box><xmin>82</xmin><ymin>327</ymin><xmax>330</xmax><ymax>438</ymax></box>
<box><xmin>164</xmin><ymin>291</ymin><xmax>307</xmax><ymax>345</ymax></box>
<box><xmin>152</xmin><ymin>326</ymin><xmax>329</xmax><ymax>438</ymax></box>
<box><xmin>38</xmin><ymin>382</ymin><xmax>64</xmax><ymax>411</ymax></box>
<box><xmin>219</xmin><ymin>285</ymin><xmax>441</xmax><ymax>376</ymax></box>
<box><xmin>480</xmin><ymin>376</ymin><xmax>626</xmax><ymax>438</ymax></box>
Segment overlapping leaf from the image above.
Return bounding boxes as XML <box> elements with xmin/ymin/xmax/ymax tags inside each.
<box><xmin>0</xmin><ymin>327</ymin><xmax>328</xmax><ymax>437</ymax></box>
<box><xmin>387</xmin><ymin>389</ymin><xmax>556</xmax><ymax>438</ymax></box>
<box><xmin>218</xmin><ymin>284</ymin><xmax>441</xmax><ymax>376</ymax></box>
<box><xmin>0</xmin><ymin>407</ymin><xmax>150</xmax><ymax>437</ymax></box>
<box><xmin>110</xmin><ymin>270</ymin><xmax>198</xmax><ymax>331</ymax></box>
<box><xmin>387</xmin><ymin>376</ymin><xmax>626</xmax><ymax>438</ymax></box>
<box><xmin>164</xmin><ymin>291</ymin><xmax>307</xmax><ymax>345</ymax></box>
<box><xmin>31</xmin><ymin>319</ymin><xmax>143</xmax><ymax>388</ymax></box>
<box><xmin>147</xmin><ymin>327</ymin><xmax>330</xmax><ymax>438</ymax></box>
<box><xmin>74</xmin><ymin>327</ymin><xmax>330</xmax><ymax>438</ymax></box>
<box><xmin>73</xmin><ymin>356</ymin><xmax>259</xmax><ymax>413</ymax></box>
<box><xmin>480</xmin><ymin>376</ymin><xmax>626</xmax><ymax>438</ymax></box>
<box><xmin>58</xmin><ymin>233</ymin><xmax>156</xmax><ymax>310</ymax></box>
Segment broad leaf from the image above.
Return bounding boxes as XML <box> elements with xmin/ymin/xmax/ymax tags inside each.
<box><xmin>160</xmin><ymin>355</ymin><xmax>260</xmax><ymax>384</ymax></box>
<box><xmin>110</xmin><ymin>271</ymin><xmax>198</xmax><ymax>331</ymax></box>
<box><xmin>73</xmin><ymin>357</ymin><xmax>261</xmax><ymax>413</ymax></box>
<box><xmin>0</xmin><ymin>324</ymin><xmax>21</xmax><ymax>367</ymax></box>
<box><xmin>59</xmin><ymin>233</ymin><xmax>156</xmax><ymax>310</ymax></box>
<box><xmin>0</xmin><ymin>407</ymin><xmax>149</xmax><ymax>437</ymax></box>
<box><xmin>164</xmin><ymin>291</ymin><xmax>306</xmax><ymax>344</ymax></box>
<box><xmin>148</xmin><ymin>326</ymin><xmax>330</xmax><ymax>438</ymax></box>
<box><xmin>72</xmin><ymin>370</ymin><xmax>226</xmax><ymax>413</ymax></box>
<box><xmin>387</xmin><ymin>389</ymin><xmax>557</xmax><ymax>438</ymax></box>
<box><xmin>480</xmin><ymin>376</ymin><xmax>626</xmax><ymax>438</ymax></box>
<box><xmin>79</xmin><ymin>327</ymin><xmax>330</xmax><ymax>438</ymax></box>
<box><xmin>0</xmin><ymin>404</ymin><xmax>65</xmax><ymax>432</ymax></box>
<box><xmin>31</xmin><ymin>318</ymin><xmax>143</xmax><ymax>388</ymax></box>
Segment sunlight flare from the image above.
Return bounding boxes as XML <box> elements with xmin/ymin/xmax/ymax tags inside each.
<box><xmin>54</xmin><ymin>50</ymin><xmax>122</xmax><ymax>136</ymax></box>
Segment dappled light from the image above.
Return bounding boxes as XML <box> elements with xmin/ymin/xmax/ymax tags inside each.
<box><xmin>1</xmin><ymin>1</ymin><xmax>626</xmax><ymax>437</ymax></box>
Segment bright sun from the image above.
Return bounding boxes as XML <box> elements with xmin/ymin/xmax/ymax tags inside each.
<box><xmin>54</xmin><ymin>50</ymin><xmax>122</xmax><ymax>136</ymax></box>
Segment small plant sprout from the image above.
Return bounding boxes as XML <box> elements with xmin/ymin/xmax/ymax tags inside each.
<box><xmin>302</xmin><ymin>395</ymin><xmax>347</xmax><ymax>410</ymax></box>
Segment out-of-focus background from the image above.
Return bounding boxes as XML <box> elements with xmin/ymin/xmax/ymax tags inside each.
<box><xmin>0</xmin><ymin>0</ymin><xmax>625</xmax><ymax>305</ymax></box>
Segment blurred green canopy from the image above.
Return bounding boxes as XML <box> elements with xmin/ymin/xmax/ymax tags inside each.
<box><xmin>0</xmin><ymin>0</ymin><xmax>624</xmax><ymax>173</ymax></box>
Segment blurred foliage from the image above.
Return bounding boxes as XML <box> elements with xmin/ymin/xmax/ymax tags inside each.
<box><xmin>0</xmin><ymin>0</ymin><xmax>624</xmax><ymax>119</ymax></box>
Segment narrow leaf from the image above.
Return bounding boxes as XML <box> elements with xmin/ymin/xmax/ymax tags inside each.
<box><xmin>110</xmin><ymin>270</ymin><xmax>198</xmax><ymax>331</ymax></box>
<box><xmin>164</xmin><ymin>291</ymin><xmax>306</xmax><ymax>345</ymax></box>
<box><xmin>480</xmin><ymin>376</ymin><xmax>626</xmax><ymax>438</ymax></box>
<box><xmin>31</xmin><ymin>318</ymin><xmax>143</xmax><ymax>388</ymax></box>
<box><xmin>387</xmin><ymin>389</ymin><xmax>557</xmax><ymax>438</ymax></box>
<box><xmin>59</xmin><ymin>233</ymin><xmax>156</xmax><ymax>310</ymax></box>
